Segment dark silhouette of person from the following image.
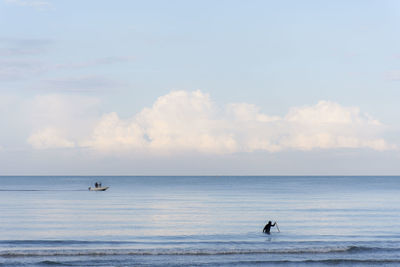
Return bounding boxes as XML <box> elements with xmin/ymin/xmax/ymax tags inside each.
<box><xmin>95</xmin><ymin>182</ymin><xmax>98</xmax><ymax>188</ymax></box>
<box><xmin>263</xmin><ymin>221</ymin><xmax>276</xmax><ymax>234</ymax></box>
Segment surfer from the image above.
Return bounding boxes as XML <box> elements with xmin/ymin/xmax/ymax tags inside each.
<box><xmin>263</xmin><ymin>221</ymin><xmax>276</xmax><ymax>234</ymax></box>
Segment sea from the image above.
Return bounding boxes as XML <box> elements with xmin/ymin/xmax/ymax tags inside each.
<box><xmin>0</xmin><ymin>176</ymin><xmax>400</xmax><ymax>266</ymax></box>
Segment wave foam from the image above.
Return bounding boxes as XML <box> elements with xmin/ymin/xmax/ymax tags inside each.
<box><xmin>0</xmin><ymin>245</ymin><xmax>397</xmax><ymax>257</ymax></box>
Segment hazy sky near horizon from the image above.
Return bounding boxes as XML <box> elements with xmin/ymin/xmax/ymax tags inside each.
<box><xmin>1</xmin><ymin>0</ymin><xmax>400</xmax><ymax>175</ymax></box>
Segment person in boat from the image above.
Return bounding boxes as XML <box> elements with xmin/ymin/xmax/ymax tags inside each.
<box><xmin>95</xmin><ymin>182</ymin><xmax>98</xmax><ymax>188</ymax></box>
<box><xmin>99</xmin><ymin>182</ymin><xmax>102</xmax><ymax>187</ymax></box>
<box><xmin>263</xmin><ymin>221</ymin><xmax>276</xmax><ymax>234</ymax></box>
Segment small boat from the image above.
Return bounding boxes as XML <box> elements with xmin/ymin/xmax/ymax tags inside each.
<box><xmin>88</xmin><ymin>186</ymin><xmax>109</xmax><ymax>191</ymax></box>
<box><xmin>89</xmin><ymin>182</ymin><xmax>109</xmax><ymax>191</ymax></box>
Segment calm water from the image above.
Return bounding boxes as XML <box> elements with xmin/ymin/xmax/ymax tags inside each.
<box><xmin>0</xmin><ymin>176</ymin><xmax>400</xmax><ymax>266</ymax></box>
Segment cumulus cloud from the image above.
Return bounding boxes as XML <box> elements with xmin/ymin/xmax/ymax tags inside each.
<box><xmin>84</xmin><ymin>112</ymin><xmax>147</xmax><ymax>151</ymax></box>
<box><xmin>79</xmin><ymin>90</ymin><xmax>394</xmax><ymax>154</ymax></box>
<box><xmin>279</xmin><ymin>101</ymin><xmax>386</xmax><ymax>151</ymax></box>
<box><xmin>85</xmin><ymin>91</ymin><xmax>238</xmax><ymax>154</ymax></box>
<box><xmin>25</xmin><ymin>94</ymin><xmax>100</xmax><ymax>149</ymax></box>
<box><xmin>27</xmin><ymin>127</ymin><xmax>74</xmax><ymax>149</ymax></box>
<box><xmin>25</xmin><ymin>90</ymin><xmax>394</xmax><ymax>153</ymax></box>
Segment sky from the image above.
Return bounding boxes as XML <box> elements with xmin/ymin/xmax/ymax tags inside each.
<box><xmin>1</xmin><ymin>0</ymin><xmax>400</xmax><ymax>175</ymax></box>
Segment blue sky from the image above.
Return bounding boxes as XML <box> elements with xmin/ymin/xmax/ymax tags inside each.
<box><xmin>1</xmin><ymin>0</ymin><xmax>400</xmax><ymax>175</ymax></box>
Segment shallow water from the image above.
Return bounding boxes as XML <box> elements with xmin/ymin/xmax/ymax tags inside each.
<box><xmin>0</xmin><ymin>176</ymin><xmax>400</xmax><ymax>266</ymax></box>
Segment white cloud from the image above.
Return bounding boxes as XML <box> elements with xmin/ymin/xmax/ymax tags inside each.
<box><xmin>279</xmin><ymin>101</ymin><xmax>387</xmax><ymax>151</ymax></box>
<box><xmin>285</xmin><ymin>101</ymin><xmax>379</xmax><ymax>125</ymax></box>
<box><xmin>27</xmin><ymin>127</ymin><xmax>74</xmax><ymax>149</ymax></box>
<box><xmin>24</xmin><ymin>90</ymin><xmax>395</xmax><ymax>153</ymax></box>
<box><xmin>25</xmin><ymin>94</ymin><xmax>100</xmax><ymax>149</ymax></box>
<box><xmin>85</xmin><ymin>91</ymin><xmax>238</xmax><ymax>154</ymax></box>
<box><xmin>83</xmin><ymin>112</ymin><xmax>146</xmax><ymax>151</ymax></box>
<box><xmin>81</xmin><ymin>90</ymin><xmax>394</xmax><ymax>154</ymax></box>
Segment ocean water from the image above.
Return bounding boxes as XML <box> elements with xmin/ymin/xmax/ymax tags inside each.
<box><xmin>0</xmin><ymin>176</ymin><xmax>400</xmax><ymax>266</ymax></box>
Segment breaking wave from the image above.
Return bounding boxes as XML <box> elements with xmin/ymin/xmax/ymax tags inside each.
<box><xmin>0</xmin><ymin>245</ymin><xmax>398</xmax><ymax>257</ymax></box>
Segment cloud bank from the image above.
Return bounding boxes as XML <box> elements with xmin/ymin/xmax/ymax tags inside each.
<box><xmin>27</xmin><ymin>90</ymin><xmax>394</xmax><ymax>154</ymax></box>
<box><xmin>28</xmin><ymin>127</ymin><xmax>74</xmax><ymax>149</ymax></box>
<box><xmin>24</xmin><ymin>94</ymin><xmax>100</xmax><ymax>149</ymax></box>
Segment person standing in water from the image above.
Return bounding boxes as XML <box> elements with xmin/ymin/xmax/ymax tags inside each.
<box><xmin>263</xmin><ymin>221</ymin><xmax>276</xmax><ymax>234</ymax></box>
